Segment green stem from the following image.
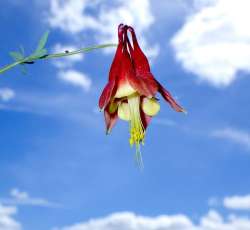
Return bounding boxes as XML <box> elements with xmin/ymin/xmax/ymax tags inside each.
<box><xmin>0</xmin><ymin>43</ymin><xmax>117</xmax><ymax>75</ymax></box>
<box><xmin>0</xmin><ymin>61</ymin><xmax>22</xmax><ymax>74</ymax></box>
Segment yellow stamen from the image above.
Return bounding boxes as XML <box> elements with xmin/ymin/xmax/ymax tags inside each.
<box><xmin>127</xmin><ymin>93</ymin><xmax>145</xmax><ymax>168</ymax></box>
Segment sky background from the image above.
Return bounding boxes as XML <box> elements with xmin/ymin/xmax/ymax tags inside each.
<box><xmin>0</xmin><ymin>0</ymin><xmax>250</xmax><ymax>229</ymax></box>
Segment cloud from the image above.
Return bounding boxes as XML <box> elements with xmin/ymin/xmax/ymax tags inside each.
<box><xmin>0</xmin><ymin>204</ymin><xmax>21</xmax><ymax>230</ymax></box>
<box><xmin>58</xmin><ymin>70</ymin><xmax>92</xmax><ymax>92</ymax></box>
<box><xmin>53</xmin><ymin>210</ymin><xmax>250</xmax><ymax>230</ymax></box>
<box><xmin>209</xmin><ymin>194</ymin><xmax>250</xmax><ymax>211</ymax></box>
<box><xmin>211</xmin><ymin>127</ymin><xmax>250</xmax><ymax>149</ymax></box>
<box><xmin>47</xmin><ymin>0</ymin><xmax>159</xmax><ymax>59</ymax></box>
<box><xmin>0</xmin><ymin>88</ymin><xmax>15</xmax><ymax>102</ymax></box>
<box><xmin>53</xmin><ymin>212</ymin><xmax>194</xmax><ymax>230</ymax></box>
<box><xmin>171</xmin><ymin>0</ymin><xmax>250</xmax><ymax>87</ymax></box>
<box><xmin>52</xmin><ymin>44</ymin><xmax>84</xmax><ymax>68</ymax></box>
<box><xmin>48</xmin><ymin>0</ymin><xmax>99</xmax><ymax>34</ymax></box>
<box><xmin>224</xmin><ymin>195</ymin><xmax>250</xmax><ymax>210</ymax></box>
<box><xmin>0</xmin><ymin>188</ymin><xmax>60</xmax><ymax>208</ymax></box>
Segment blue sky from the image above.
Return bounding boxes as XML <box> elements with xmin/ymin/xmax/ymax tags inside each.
<box><xmin>1</xmin><ymin>0</ymin><xmax>250</xmax><ymax>230</ymax></box>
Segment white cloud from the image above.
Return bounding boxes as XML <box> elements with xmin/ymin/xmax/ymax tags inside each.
<box><xmin>0</xmin><ymin>88</ymin><xmax>15</xmax><ymax>102</ymax></box>
<box><xmin>199</xmin><ymin>210</ymin><xmax>250</xmax><ymax>230</ymax></box>
<box><xmin>58</xmin><ymin>70</ymin><xmax>92</xmax><ymax>92</ymax></box>
<box><xmin>52</xmin><ymin>44</ymin><xmax>84</xmax><ymax>68</ymax></box>
<box><xmin>0</xmin><ymin>188</ymin><xmax>60</xmax><ymax>208</ymax></box>
<box><xmin>171</xmin><ymin>0</ymin><xmax>250</xmax><ymax>87</ymax></box>
<box><xmin>209</xmin><ymin>194</ymin><xmax>250</xmax><ymax>211</ymax></box>
<box><xmin>212</xmin><ymin>127</ymin><xmax>250</xmax><ymax>149</ymax></box>
<box><xmin>0</xmin><ymin>204</ymin><xmax>21</xmax><ymax>230</ymax></box>
<box><xmin>53</xmin><ymin>210</ymin><xmax>250</xmax><ymax>230</ymax></box>
<box><xmin>224</xmin><ymin>195</ymin><xmax>250</xmax><ymax>210</ymax></box>
<box><xmin>48</xmin><ymin>0</ymin><xmax>159</xmax><ymax>59</ymax></box>
<box><xmin>53</xmin><ymin>212</ymin><xmax>194</xmax><ymax>230</ymax></box>
<box><xmin>48</xmin><ymin>0</ymin><xmax>99</xmax><ymax>34</ymax></box>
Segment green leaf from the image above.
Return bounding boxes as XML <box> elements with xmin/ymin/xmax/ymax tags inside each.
<box><xmin>19</xmin><ymin>45</ymin><xmax>25</xmax><ymax>56</ymax></box>
<box><xmin>35</xmin><ymin>31</ymin><xmax>49</xmax><ymax>52</ymax></box>
<box><xmin>20</xmin><ymin>65</ymin><xmax>28</xmax><ymax>75</ymax></box>
<box><xmin>30</xmin><ymin>48</ymin><xmax>47</xmax><ymax>59</ymax></box>
<box><xmin>35</xmin><ymin>48</ymin><xmax>47</xmax><ymax>58</ymax></box>
<box><xmin>9</xmin><ymin>51</ymin><xmax>24</xmax><ymax>61</ymax></box>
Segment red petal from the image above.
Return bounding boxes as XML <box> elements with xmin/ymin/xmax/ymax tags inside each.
<box><xmin>120</xmin><ymin>42</ymin><xmax>158</xmax><ymax>97</ymax></box>
<box><xmin>126</xmin><ymin>25</ymin><xmax>185</xmax><ymax>113</ymax></box>
<box><xmin>127</xmin><ymin>72</ymin><xmax>158</xmax><ymax>97</ymax></box>
<box><xmin>104</xmin><ymin>108</ymin><xmax>118</xmax><ymax>134</ymax></box>
<box><xmin>124</xmin><ymin>27</ymin><xmax>158</xmax><ymax>96</ymax></box>
<box><xmin>109</xmin><ymin>24</ymin><xmax>125</xmax><ymax>81</ymax></box>
<box><xmin>127</xmin><ymin>26</ymin><xmax>151</xmax><ymax>72</ymax></box>
<box><xmin>157</xmin><ymin>81</ymin><xmax>185</xmax><ymax>113</ymax></box>
<box><xmin>99</xmin><ymin>24</ymin><xmax>124</xmax><ymax>109</ymax></box>
<box><xmin>99</xmin><ymin>80</ymin><xmax>116</xmax><ymax>110</ymax></box>
<box><xmin>135</xmin><ymin>71</ymin><xmax>158</xmax><ymax>96</ymax></box>
<box><xmin>108</xmin><ymin>40</ymin><xmax>123</xmax><ymax>82</ymax></box>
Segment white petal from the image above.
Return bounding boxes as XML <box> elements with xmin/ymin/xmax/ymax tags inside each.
<box><xmin>142</xmin><ymin>97</ymin><xmax>160</xmax><ymax>116</ymax></box>
<box><xmin>115</xmin><ymin>81</ymin><xmax>136</xmax><ymax>98</ymax></box>
<box><xmin>118</xmin><ymin>102</ymin><xmax>131</xmax><ymax>121</ymax></box>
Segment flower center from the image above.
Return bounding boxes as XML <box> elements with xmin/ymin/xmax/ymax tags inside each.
<box><xmin>127</xmin><ymin>93</ymin><xmax>145</xmax><ymax>168</ymax></box>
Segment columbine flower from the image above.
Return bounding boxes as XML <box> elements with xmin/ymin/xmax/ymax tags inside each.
<box><xmin>99</xmin><ymin>24</ymin><xmax>185</xmax><ymax>167</ymax></box>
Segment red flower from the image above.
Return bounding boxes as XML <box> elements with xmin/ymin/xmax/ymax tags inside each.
<box><xmin>99</xmin><ymin>24</ymin><xmax>185</xmax><ymax>167</ymax></box>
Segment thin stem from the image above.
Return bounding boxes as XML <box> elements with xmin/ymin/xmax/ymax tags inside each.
<box><xmin>43</xmin><ymin>43</ymin><xmax>117</xmax><ymax>59</ymax></box>
<box><xmin>0</xmin><ymin>61</ymin><xmax>22</xmax><ymax>74</ymax></box>
<box><xmin>0</xmin><ymin>43</ymin><xmax>117</xmax><ymax>75</ymax></box>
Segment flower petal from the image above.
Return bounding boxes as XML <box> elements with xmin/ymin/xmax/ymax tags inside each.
<box><xmin>104</xmin><ymin>108</ymin><xmax>118</xmax><ymax>134</ymax></box>
<box><xmin>133</xmin><ymin>72</ymin><xmax>158</xmax><ymax>96</ymax></box>
<box><xmin>118</xmin><ymin>102</ymin><xmax>130</xmax><ymax>121</ymax></box>
<box><xmin>121</xmin><ymin>46</ymin><xmax>157</xmax><ymax>97</ymax></box>
<box><xmin>114</xmin><ymin>80</ymin><xmax>136</xmax><ymax>98</ymax></box>
<box><xmin>127</xmin><ymin>26</ymin><xmax>151</xmax><ymax>72</ymax></box>
<box><xmin>142</xmin><ymin>97</ymin><xmax>160</xmax><ymax>116</ymax></box>
<box><xmin>157</xmin><ymin>81</ymin><xmax>186</xmax><ymax>113</ymax></box>
<box><xmin>124</xmin><ymin>27</ymin><xmax>158</xmax><ymax>97</ymax></box>
<box><xmin>99</xmin><ymin>80</ymin><xmax>116</xmax><ymax>110</ymax></box>
<box><xmin>114</xmin><ymin>46</ymin><xmax>138</xmax><ymax>98</ymax></box>
<box><xmin>99</xmin><ymin>24</ymin><xmax>125</xmax><ymax>109</ymax></box>
<box><xmin>108</xmin><ymin>24</ymin><xmax>124</xmax><ymax>80</ymax></box>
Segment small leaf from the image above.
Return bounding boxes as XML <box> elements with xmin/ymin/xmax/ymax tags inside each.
<box><xmin>30</xmin><ymin>48</ymin><xmax>47</xmax><ymax>59</ymax></box>
<box><xmin>19</xmin><ymin>45</ymin><xmax>25</xmax><ymax>56</ymax></box>
<box><xmin>20</xmin><ymin>65</ymin><xmax>28</xmax><ymax>75</ymax></box>
<box><xmin>35</xmin><ymin>31</ymin><xmax>49</xmax><ymax>52</ymax></box>
<box><xmin>9</xmin><ymin>51</ymin><xmax>24</xmax><ymax>61</ymax></box>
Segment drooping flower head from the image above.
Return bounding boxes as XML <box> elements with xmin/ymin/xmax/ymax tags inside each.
<box><xmin>99</xmin><ymin>24</ymin><xmax>185</xmax><ymax>168</ymax></box>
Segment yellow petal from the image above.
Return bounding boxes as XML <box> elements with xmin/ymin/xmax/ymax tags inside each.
<box><xmin>115</xmin><ymin>81</ymin><xmax>136</xmax><ymax>98</ymax></box>
<box><xmin>142</xmin><ymin>97</ymin><xmax>160</xmax><ymax>116</ymax></box>
<box><xmin>118</xmin><ymin>102</ymin><xmax>131</xmax><ymax>121</ymax></box>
